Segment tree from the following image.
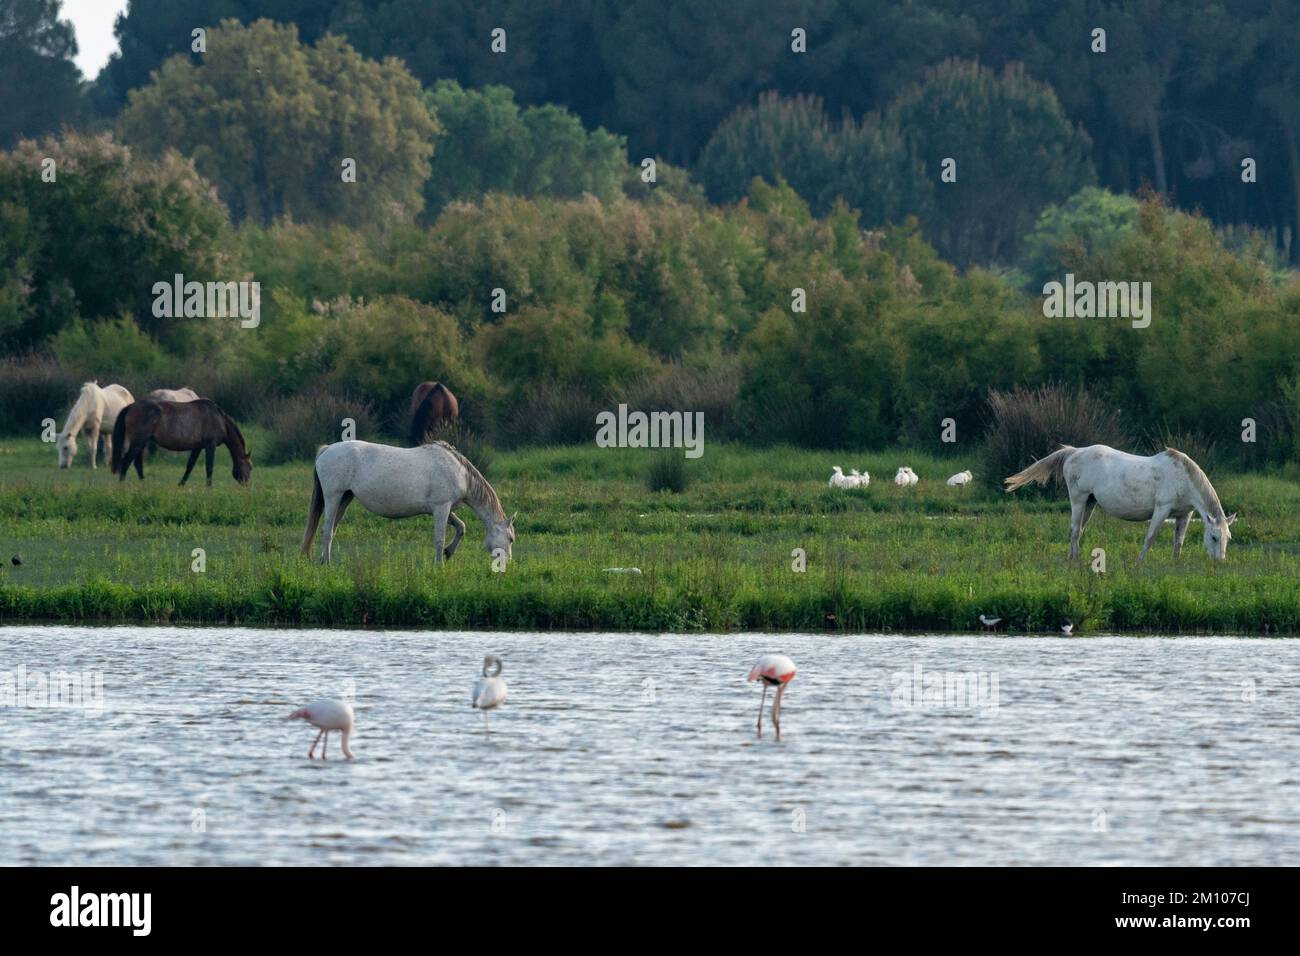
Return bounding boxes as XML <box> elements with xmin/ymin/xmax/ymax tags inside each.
<box><xmin>885</xmin><ymin>59</ymin><xmax>1095</xmax><ymax>267</ymax></box>
<box><xmin>0</xmin><ymin>131</ymin><xmax>230</xmax><ymax>350</ymax></box>
<box><xmin>96</xmin><ymin>0</ymin><xmax>342</xmax><ymax>110</ymax></box>
<box><xmin>119</xmin><ymin>19</ymin><xmax>437</xmax><ymax>226</ymax></box>
<box><xmin>0</xmin><ymin>0</ymin><xmax>83</xmax><ymax>147</ymax></box>
<box><xmin>424</xmin><ymin>80</ymin><xmax>626</xmax><ymax>217</ymax></box>
<box><xmin>1019</xmin><ymin>187</ymin><xmax>1139</xmax><ymax>291</ymax></box>
<box><xmin>696</xmin><ymin>91</ymin><xmax>931</xmax><ymax>227</ymax></box>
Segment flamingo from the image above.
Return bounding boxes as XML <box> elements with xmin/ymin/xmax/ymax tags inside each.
<box><xmin>472</xmin><ymin>655</ymin><xmax>508</xmax><ymax>732</ymax></box>
<box><xmin>747</xmin><ymin>654</ymin><xmax>796</xmax><ymax>740</ymax></box>
<box><xmin>288</xmin><ymin>698</ymin><xmax>354</xmax><ymax>760</ymax></box>
<box><xmin>947</xmin><ymin>470</ymin><xmax>973</xmax><ymax>487</ymax></box>
<box><xmin>1061</xmin><ymin>621</ymin><xmax>1074</xmax><ymax>636</ymax></box>
<box><xmin>979</xmin><ymin>614</ymin><xmax>1001</xmax><ymax>631</ymax></box>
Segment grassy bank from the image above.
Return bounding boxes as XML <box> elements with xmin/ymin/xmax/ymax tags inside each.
<box><xmin>2</xmin><ymin>433</ymin><xmax>1299</xmax><ymax>633</ymax></box>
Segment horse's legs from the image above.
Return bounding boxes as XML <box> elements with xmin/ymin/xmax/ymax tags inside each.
<box><xmin>205</xmin><ymin>444</ymin><xmax>215</xmax><ymax>485</ymax></box>
<box><xmin>432</xmin><ymin>502</ymin><xmax>452</xmax><ymax>563</ymax></box>
<box><xmin>103</xmin><ymin>430</ymin><xmax>112</xmax><ymax>472</ymax></box>
<box><xmin>87</xmin><ymin>423</ymin><xmax>100</xmax><ymax>470</ymax></box>
<box><xmin>132</xmin><ymin>444</ymin><xmax>146</xmax><ymax>480</ymax></box>
<box><xmin>179</xmin><ymin>449</ymin><xmax>201</xmax><ymax>485</ymax></box>
<box><xmin>1138</xmin><ymin>506</ymin><xmax>1172</xmax><ymax>561</ymax></box>
<box><xmin>320</xmin><ymin>491</ymin><xmax>354</xmax><ymax>563</ymax></box>
<box><xmin>445</xmin><ymin>512</ymin><xmax>466</xmax><ymax>560</ymax></box>
<box><xmin>1068</xmin><ymin>490</ymin><xmax>1091</xmax><ymax>559</ymax></box>
<box><xmin>1173</xmin><ymin>511</ymin><xmax>1192</xmax><ymax>557</ymax></box>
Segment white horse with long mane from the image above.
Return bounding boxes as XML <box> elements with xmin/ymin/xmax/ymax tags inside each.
<box><xmin>57</xmin><ymin>381</ymin><xmax>135</xmax><ymax>469</ymax></box>
<box><xmin>1005</xmin><ymin>444</ymin><xmax>1236</xmax><ymax>560</ymax></box>
<box><xmin>302</xmin><ymin>440</ymin><xmax>515</xmax><ymax>563</ymax></box>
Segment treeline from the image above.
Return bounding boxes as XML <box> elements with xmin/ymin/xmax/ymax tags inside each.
<box><xmin>4</xmin><ymin>126</ymin><xmax>1300</xmax><ymax>464</ymax></box>
<box><xmin>9</xmin><ymin>1</ymin><xmax>1300</xmax><ymax>257</ymax></box>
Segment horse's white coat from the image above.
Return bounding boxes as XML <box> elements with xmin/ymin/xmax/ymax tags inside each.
<box><xmin>306</xmin><ymin>440</ymin><xmax>514</xmax><ymax>564</ymax></box>
<box><xmin>1005</xmin><ymin>444</ymin><xmax>1237</xmax><ymax>560</ymax></box>
<box><xmin>58</xmin><ymin>382</ymin><xmax>134</xmax><ymax>469</ymax></box>
<box><xmin>149</xmin><ymin>387</ymin><xmax>200</xmax><ymax>402</ymax></box>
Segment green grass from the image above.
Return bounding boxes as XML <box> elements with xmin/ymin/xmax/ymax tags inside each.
<box><xmin>2</xmin><ymin>431</ymin><xmax>1300</xmax><ymax>633</ymax></box>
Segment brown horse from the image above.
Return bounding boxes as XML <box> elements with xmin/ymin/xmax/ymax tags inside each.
<box><xmin>409</xmin><ymin>381</ymin><xmax>459</xmax><ymax>445</ymax></box>
<box><xmin>111</xmin><ymin>399</ymin><xmax>252</xmax><ymax>485</ymax></box>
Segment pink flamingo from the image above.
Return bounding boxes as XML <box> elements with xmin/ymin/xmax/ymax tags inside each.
<box><xmin>747</xmin><ymin>654</ymin><xmax>796</xmax><ymax>739</ymax></box>
<box><xmin>288</xmin><ymin>698</ymin><xmax>355</xmax><ymax>759</ymax></box>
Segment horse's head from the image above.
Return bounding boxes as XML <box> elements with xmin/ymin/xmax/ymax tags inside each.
<box><xmin>1203</xmin><ymin>512</ymin><xmax>1237</xmax><ymax>560</ymax></box>
<box><xmin>57</xmin><ymin>432</ymin><xmax>75</xmax><ymax>468</ymax></box>
<box><xmin>233</xmin><ymin>451</ymin><xmax>253</xmax><ymax>485</ymax></box>
<box><xmin>486</xmin><ymin>511</ymin><xmax>516</xmax><ymax>563</ymax></box>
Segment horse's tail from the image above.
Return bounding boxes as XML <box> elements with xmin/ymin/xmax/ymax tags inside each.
<box><xmin>301</xmin><ymin>465</ymin><xmax>325</xmax><ymax>557</ymax></box>
<box><xmin>110</xmin><ymin>407</ymin><xmax>130</xmax><ymax>474</ymax></box>
<box><xmin>1004</xmin><ymin>445</ymin><xmax>1075</xmax><ymax>493</ymax></box>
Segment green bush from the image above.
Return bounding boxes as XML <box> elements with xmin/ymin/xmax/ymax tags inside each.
<box><xmin>646</xmin><ymin>451</ymin><xmax>689</xmax><ymax>493</ymax></box>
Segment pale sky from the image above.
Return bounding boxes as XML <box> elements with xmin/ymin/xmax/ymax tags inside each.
<box><xmin>63</xmin><ymin>0</ymin><xmax>130</xmax><ymax>78</ymax></box>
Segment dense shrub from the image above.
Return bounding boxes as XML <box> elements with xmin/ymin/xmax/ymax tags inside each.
<box><xmin>611</xmin><ymin>362</ymin><xmax>742</xmax><ymax>442</ymax></box>
<box><xmin>982</xmin><ymin>384</ymin><xmax>1131</xmax><ymax>490</ymax></box>
<box><xmin>258</xmin><ymin>389</ymin><xmax>379</xmax><ymax>465</ymax></box>
<box><xmin>0</xmin><ymin>354</ymin><xmax>80</xmax><ymax>435</ymax></box>
<box><xmin>493</xmin><ymin>382</ymin><xmax>605</xmax><ymax>448</ymax></box>
<box><xmin>646</xmin><ymin>451</ymin><xmax>689</xmax><ymax>493</ymax></box>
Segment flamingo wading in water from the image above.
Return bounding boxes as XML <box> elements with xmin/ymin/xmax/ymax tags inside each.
<box><xmin>288</xmin><ymin>698</ymin><xmax>355</xmax><ymax>760</ymax></box>
<box><xmin>748</xmin><ymin>654</ymin><xmax>796</xmax><ymax>740</ymax></box>
<box><xmin>472</xmin><ymin>655</ymin><xmax>509</xmax><ymax>732</ymax></box>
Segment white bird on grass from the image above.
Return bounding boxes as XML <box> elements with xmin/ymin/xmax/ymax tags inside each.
<box><xmin>979</xmin><ymin>614</ymin><xmax>1001</xmax><ymax>631</ymax></box>
<box><xmin>747</xmin><ymin>654</ymin><xmax>796</xmax><ymax>740</ymax></box>
<box><xmin>829</xmin><ymin>466</ymin><xmax>853</xmax><ymax>489</ymax></box>
<box><xmin>288</xmin><ymin>698</ymin><xmax>355</xmax><ymax>760</ymax></box>
<box><xmin>947</xmin><ymin>470</ymin><xmax>973</xmax><ymax>487</ymax></box>
<box><xmin>894</xmin><ymin>467</ymin><xmax>911</xmax><ymax>486</ymax></box>
<box><xmin>849</xmin><ymin>469</ymin><xmax>870</xmax><ymax>488</ymax></box>
<box><xmin>472</xmin><ymin>655</ymin><xmax>509</xmax><ymax>733</ymax></box>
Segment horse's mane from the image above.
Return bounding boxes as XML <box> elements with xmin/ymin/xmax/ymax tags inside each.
<box><xmin>222</xmin><ymin>410</ymin><xmax>248</xmax><ymax>455</ymax></box>
<box><xmin>1164</xmin><ymin>447</ymin><xmax>1224</xmax><ymax>517</ymax></box>
<box><xmin>434</xmin><ymin>440</ymin><xmax>504</xmax><ymax>520</ymax></box>
<box><xmin>62</xmin><ymin>382</ymin><xmax>99</xmax><ymax>432</ymax></box>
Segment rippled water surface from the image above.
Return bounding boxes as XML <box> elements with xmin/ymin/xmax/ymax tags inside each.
<box><xmin>2</xmin><ymin>627</ymin><xmax>1298</xmax><ymax>865</ymax></box>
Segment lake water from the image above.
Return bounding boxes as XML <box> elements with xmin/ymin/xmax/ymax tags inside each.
<box><xmin>2</xmin><ymin>627</ymin><xmax>1297</xmax><ymax>866</ymax></box>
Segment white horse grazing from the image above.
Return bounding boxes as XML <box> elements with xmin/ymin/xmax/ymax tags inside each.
<box><xmin>302</xmin><ymin>440</ymin><xmax>515</xmax><ymax>563</ymax></box>
<box><xmin>149</xmin><ymin>387</ymin><xmax>200</xmax><ymax>402</ymax></box>
<box><xmin>57</xmin><ymin>382</ymin><xmax>134</xmax><ymax>469</ymax></box>
<box><xmin>1005</xmin><ymin>445</ymin><xmax>1236</xmax><ymax>561</ymax></box>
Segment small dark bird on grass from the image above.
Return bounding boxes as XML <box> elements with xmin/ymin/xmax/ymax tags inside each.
<box><xmin>10</xmin><ymin>554</ymin><xmax>22</xmax><ymax>566</ymax></box>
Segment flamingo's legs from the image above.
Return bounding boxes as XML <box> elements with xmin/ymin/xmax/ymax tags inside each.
<box><xmin>308</xmin><ymin>728</ymin><xmax>323</xmax><ymax>759</ymax></box>
<box><xmin>773</xmin><ymin>684</ymin><xmax>784</xmax><ymax>741</ymax></box>
<box><xmin>322</xmin><ymin>730</ymin><xmax>329</xmax><ymax>760</ymax></box>
<box><xmin>756</xmin><ymin>683</ymin><xmax>768</xmax><ymax>738</ymax></box>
